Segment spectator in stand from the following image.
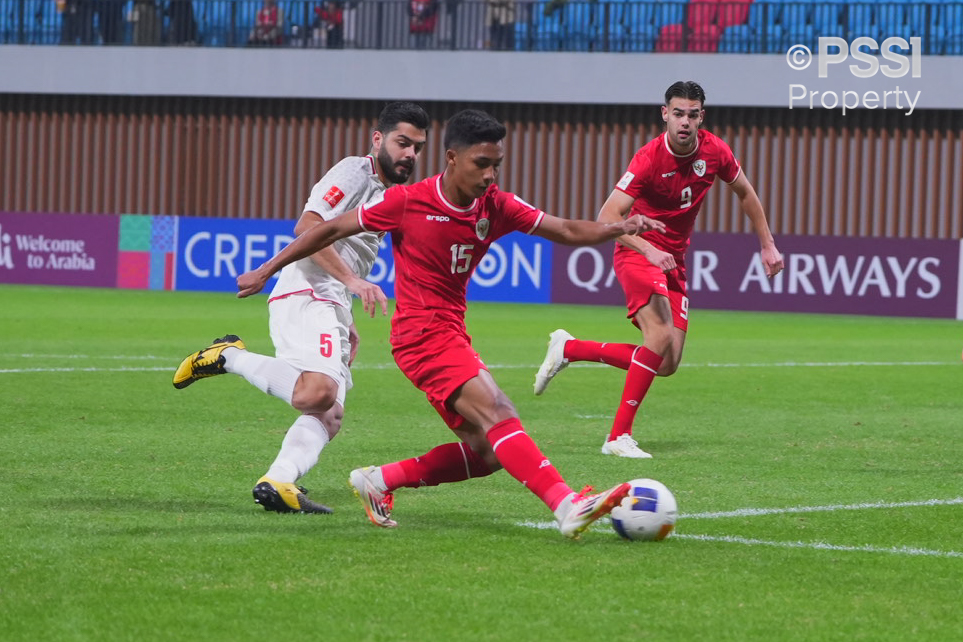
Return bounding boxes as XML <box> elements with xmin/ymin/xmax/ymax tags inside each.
<box><xmin>315</xmin><ymin>0</ymin><xmax>344</xmax><ymax>49</ymax></box>
<box><xmin>249</xmin><ymin>0</ymin><xmax>285</xmax><ymax>46</ymax></box>
<box><xmin>485</xmin><ymin>0</ymin><xmax>515</xmax><ymax>51</ymax></box>
<box><xmin>408</xmin><ymin>0</ymin><xmax>438</xmax><ymax>49</ymax></box>
<box><xmin>58</xmin><ymin>0</ymin><xmax>95</xmax><ymax>45</ymax></box>
<box><xmin>129</xmin><ymin>0</ymin><xmax>161</xmax><ymax>46</ymax></box>
<box><xmin>165</xmin><ymin>0</ymin><xmax>197</xmax><ymax>44</ymax></box>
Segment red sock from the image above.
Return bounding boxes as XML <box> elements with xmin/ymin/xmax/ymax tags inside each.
<box><xmin>381</xmin><ymin>442</ymin><xmax>494</xmax><ymax>491</ymax></box>
<box><xmin>486</xmin><ymin>417</ymin><xmax>572</xmax><ymax>511</ymax></box>
<box><xmin>563</xmin><ymin>340</ymin><xmax>636</xmax><ymax>370</ymax></box>
<box><xmin>609</xmin><ymin>346</ymin><xmax>663</xmax><ymax>441</ymax></box>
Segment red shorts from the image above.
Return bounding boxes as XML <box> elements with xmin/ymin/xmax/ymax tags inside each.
<box><xmin>390</xmin><ymin>309</ymin><xmax>487</xmax><ymax>430</ymax></box>
<box><xmin>614</xmin><ymin>249</ymin><xmax>690</xmax><ymax>332</ymax></box>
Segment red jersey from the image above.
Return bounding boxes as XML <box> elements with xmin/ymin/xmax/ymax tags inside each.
<box><xmin>358</xmin><ymin>174</ymin><xmax>545</xmax><ymax>319</ymax></box>
<box><xmin>615</xmin><ymin>129</ymin><xmax>740</xmax><ymax>264</ymax></box>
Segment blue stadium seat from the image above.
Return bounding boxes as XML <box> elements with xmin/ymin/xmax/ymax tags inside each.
<box><xmin>875</xmin><ymin>1</ymin><xmax>906</xmax><ymax>34</ymax></box>
<box><xmin>515</xmin><ymin>19</ymin><xmax>532</xmax><ymax>50</ymax></box>
<box><xmin>597</xmin><ymin>0</ymin><xmax>629</xmax><ymax>51</ymax></box>
<box><xmin>20</xmin><ymin>0</ymin><xmax>63</xmax><ymax>44</ymax></box>
<box><xmin>906</xmin><ymin>2</ymin><xmax>934</xmax><ymax>31</ymax></box>
<box><xmin>784</xmin><ymin>22</ymin><xmax>815</xmax><ymax>50</ymax></box>
<box><xmin>944</xmin><ymin>29</ymin><xmax>963</xmax><ymax>55</ymax></box>
<box><xmin>625</xmin><ymin>22</ymin><xmax>658</xmax><ymax>51</ymax></box>
<box><xmin>940</xmin><ymin>0</ymin><xmax>963</xmax><ymax>32</ymax></box>
<box><xmin>780</xmin><ymin>0</ymin><xmax>814</xmax><ymax>30</ymax></box>
<box><xmin>653</xmin><ymin>0</ymin><xmax>687</xmax><ymax>28</ymax></box>
<box><xmin>846</xmin><ymin>1</ymin><xmax>878</xmax><ymax>38</ymax></box>
<box><xmin>563</xmin><ymin>0</ymin><xmax>597</xmax><ymax>51</ymax></box>
<box><xmin>923</xmin><ymin>24</ymin><xmax>946</xmax><ymax>53</ymax></box>
<box><xmin>718</xmin><ymin>23</ymin><xmax>751</xmax><ymax>52</ymax></box>
<box><xmin>810</xmin><ymin>0</ymin><xmax>845</xmax><ymax>32</ymax></box>
<box><xmin>533</xmin><ymin>1</ymin><xmax>564</xmax><ymax>51</ymax></box>
<box><xmin>756</xmin><ymin>22</ymin><xmax>786</xmax><ymax>52</ymax></box>
<box><xmin>196</xmin><ymin>1</ymin><xmax>232</xmax><ymax>46</ymax></box>
<box><xmin>622</xmin><ymin>0</ymin><xmax>657</xmax><ymax>31</ymax></box>
<box><xmin>748</xmin><ymin>0</ymin><xmax>784</xmax><ymax>30</ymax></box>
<box><xmin>597</xmin><ymin>0</ymin><xmax>627</xmax><ymax>34</ymax></box>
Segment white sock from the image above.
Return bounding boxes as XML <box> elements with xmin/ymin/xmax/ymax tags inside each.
<box><xmin>369</xmin><ymin>466</ymin><xmax>387</xmax><ymax>492</ymax></box>
<box><xmin>265</xmin><ymin>415</ymin><xmax>330</xmax><ymax>483</ymax></box>
<box><xmin>553</xmin><ymin>492</ymin><xmax>577</xmax><ymax>522</ymax></box>
<box><xmin>222</xmin><ymin>348</ymin><xmax>300</xmax><ymax>405</ymax></box>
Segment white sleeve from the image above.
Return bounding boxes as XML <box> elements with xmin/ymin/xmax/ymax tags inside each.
<box><xmin>303</xmin><ymin>157</ymin><xmax>371</xmax><ymax>222</ymax></box>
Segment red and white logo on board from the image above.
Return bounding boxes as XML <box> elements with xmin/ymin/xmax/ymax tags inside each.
<box><xmin>323</xmin><ymin>186</ymin><xmax>345</xmax><ymax>207</ymax></box>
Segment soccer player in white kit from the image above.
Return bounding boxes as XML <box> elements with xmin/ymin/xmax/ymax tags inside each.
<box><xmin>173</xmin><ymin>102</ymin><xmax>430</xmax><ymax>513</ymax></box>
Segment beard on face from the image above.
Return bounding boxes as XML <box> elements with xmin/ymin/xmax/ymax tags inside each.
<box><xmin>377</xmin><ymin>146</ymin><xmax>413</xmax><ymax>185</ymax></box>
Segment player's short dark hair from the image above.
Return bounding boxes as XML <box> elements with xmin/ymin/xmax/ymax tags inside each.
<box><xmin>443</xmin><ymin>109</ymin><xmax>507</xmax><ymax>150</ymax></box>
<box><xmin>376</xmin><ymin>101</ymin><xmax>430</xmax><ymax>134</ymax></box>
<box><xmin>664</xmin><ymin>81</ymin><xmax>706</xmax><ymax>106</ymax></box>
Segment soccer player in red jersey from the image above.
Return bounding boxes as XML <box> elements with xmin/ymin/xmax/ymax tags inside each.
<box><xmin>534</xmin><ymin>81</ymin><xmax>784</xmax><ymax>459</ymax></box>
<box><xmin>237</xmin><ymin>109</ymin><xmax>664</xmax><ymax>539</ymax></box>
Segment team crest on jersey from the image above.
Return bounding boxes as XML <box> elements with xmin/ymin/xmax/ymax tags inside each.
<box><xmin>475</xmin><ymin>217</ymin><xmax>490</xmax><ymax>240</ymax></box>
<box><xmin>692</xmin><ymin>160</ymin><xmax>706</xmax><ymax>177</ymax></box>
<box><xmin>323</xmin><ymin>186</ymin><xmax>345</xmax><ymax>207</ymax></box>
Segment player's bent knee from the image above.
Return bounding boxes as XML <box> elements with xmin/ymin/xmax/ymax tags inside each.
<box><xmin>657</xmin><ymin>360</ymin><xmax>680</xmax><ymax>377</ymax></box>
<box><xmin>291</xmin><ymin>380</ymin><xmax>338</xmax><ymax>414</ymax></box>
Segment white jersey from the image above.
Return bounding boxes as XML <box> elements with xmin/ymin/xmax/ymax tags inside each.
<box><xmin>270</xmin><ymin>155</ymin><xmax>386</xmax><ymax>309</ymax></box>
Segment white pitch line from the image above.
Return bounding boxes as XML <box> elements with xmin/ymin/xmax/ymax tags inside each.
<box><xmin>517</xmin><ymin>497</ymin><xmax>963</xmax><ymax>558</ymax></box>
<box><xmin>0</xmin><ymin>366</ymin><xmax>173</xmax><ymax>373</ymax></box>
<box><xmin>674</xmin><ymin>534</ymin><xmax>963</xmax><ymax>559</ymax></box>
<box><xmin>0</xmin><ymin>354</ymin><xmax>171</xmax><ymax>360</ymax></box>
<box><xmin>685</xmin><ymin>497</ymin><xmax>963</xmax><ymax>519</ymax></box>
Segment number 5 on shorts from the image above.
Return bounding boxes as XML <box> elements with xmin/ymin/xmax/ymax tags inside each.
<box><xmin>319</xmin><ymin>333</ymin><xmax>334</xmax><ymax>358</ymax></box>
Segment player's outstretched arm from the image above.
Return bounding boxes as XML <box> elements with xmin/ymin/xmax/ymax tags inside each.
<box><xmin>237</xmin><ymin>209</ymin><xmax>363</xmax><ymax>298</ymax></box>
<box><xmin>295</xmin><ymin>211</ymin><xmax>388</xmax><ymax>317</ymax></box>
<box><xmin>311</xmin><ymin>245</ymin><xmax>389</xmax><ymax>318</ymax></box>
<box><xmin>535</xmin><ymin>211</ymin><xmax>664</xmax><ymax>246</ymax></box>
<box><xmin>727</xmin><ymin>172</ymin><xmax>784</xmax><ymax>277</ymax></box>
<box><xmin>597</xmin><ymin>189</ymin><xmax>676</xmax><ymax>272</ymax></box>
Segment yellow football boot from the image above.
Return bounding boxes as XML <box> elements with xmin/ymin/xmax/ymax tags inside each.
<box><xmin>172</xmin><ymin>334</ymin><xmax>246</xmax><ymax>389</ymax></box>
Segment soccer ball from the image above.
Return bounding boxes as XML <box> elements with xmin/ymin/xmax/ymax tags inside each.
<box><xmin>610</xmin><ymin>478</ymin><xmax>678</xmax><ymax>541</ymax></box>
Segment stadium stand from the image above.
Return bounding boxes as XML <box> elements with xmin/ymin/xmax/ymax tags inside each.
<box><xmin>0</xmin><ymin>0</ymin><xmax>960</xmax><ymax>54</ymax></box>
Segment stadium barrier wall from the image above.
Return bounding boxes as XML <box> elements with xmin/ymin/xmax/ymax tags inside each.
<box><xmin>1</xmin><ymin>95</ymin><xmax>961</xmax><ymax>241</ymax></box>
<box><xmin>2</xmin><ymin>211</ymin><xmax>961</xmax><ymax>319</ymax></box>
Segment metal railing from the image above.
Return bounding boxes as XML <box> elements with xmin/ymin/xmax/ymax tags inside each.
<box><xmin>1</xmin><ymin>0</ymin><xmax>960</xmax><ymax>54</ymax></box>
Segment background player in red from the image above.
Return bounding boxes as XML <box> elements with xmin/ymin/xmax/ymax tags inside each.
<box><xmin>534</xmin><ymin>80</ymin><xmax>784</xmax><ymax>459</ymax></box>
<box><xmin>237</xmin><ymin>109</ymin><xmax>665</xmax><ymax>539</ymax></box>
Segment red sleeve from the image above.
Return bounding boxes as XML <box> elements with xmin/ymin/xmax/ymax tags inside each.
<box><xmin>613</xmin><ymin>148</ymin><xmax>650</xmax><ymax>199</ymax></box>
<box><xmin>358</xmin><ymin>184</ymin><xmax>406</xmax><ymax>233</ymax></box>
<box><xmin>494</xmin><ymin>190</ymin><xmax>545</xmax><ymax>236</ymax></box>
<box><xmin>715</xmin><ymin>138</ymin><xmax>741</xmax><ymax>184</ymax></box>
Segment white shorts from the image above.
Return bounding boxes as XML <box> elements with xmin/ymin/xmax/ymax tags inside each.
<box><xmin>268</xmin><ymin>294</ymin><xmax>353</xmax><ymax>407</ymax></box>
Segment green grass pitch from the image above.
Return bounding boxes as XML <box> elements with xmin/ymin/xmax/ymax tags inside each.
<box><xmin>1</xmin><ymin>284</ymin><xmax>961</xmax><ymax>641</ymax></box>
